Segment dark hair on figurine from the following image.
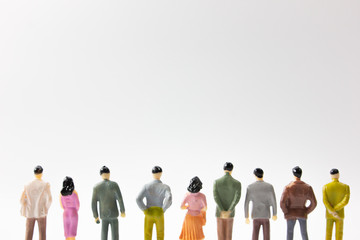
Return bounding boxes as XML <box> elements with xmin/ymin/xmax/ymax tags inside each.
<box><xmin>223</xmin><ymin>162</ymin><xmax>234</xmax><ymax>171</ymax></box>
<box><xmin>187</xmin><ymin>176</ymin><xmax>203</xmax><ymax>193</ymax></box>
<box><xmin>254</xmin><ymin>168</ymin><xmax>264</xmax><ymax>178</ymax></box>
<box><xmin>61</xmin><ymin>176</ymin><xmax>75</xmax><ymax>196</ymax></box>
<box><xmin>152</xmin><ymin>166</ymin><xmax>162</xmax><ymax>174</ymax></box>
<box><xmin>292</xmin><ymin>166</ymin><xmax>302</xmax><ymax>178</ymax></box>
<box><xmin>34</xmin><ymin>165</ymin><xmax>43</xmax><ymax>174</ymax></box>
<box><xmin>330</xmin><ymin>168</ymin><xmax>339</xmax><ymax>175</ymax></box>
<box><xmin>100</xmin><ymin>166</ymin><xmax>110</xmax><ymax>175</ymax></box>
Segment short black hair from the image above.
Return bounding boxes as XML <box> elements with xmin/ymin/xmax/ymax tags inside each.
<box><xmin>330</xmin><ymin>168</ymin><xmax>339</xmax><ymax>175</ymax></box>
<box><xmin>292</xmin><ymin>166</ymin><xmax>302</xmax><ymax>178</ymax></box>
<box><xmin>223</xmin><ymin>162</ymin><xmax>233</xmax><ymax>171</ymax></box>
<box><xmin>152</xmin><ymin>166</ymin><xmax>162</xmax><ymax>174</ymax></box>
<box><xmin>100</xmin><ymin>166</ymin><xmax>110</xmax><ymax>175</ymax></box>
<box><xmin>34</xmin><ymin>165</ymin><xmax>43</xmax><ymax>174</ymax></box>
<box><xmin>187</xmin><ymin>176</ymin><xmax>203</xmax><ymax>193</ymax></box>
<box><xmin>254</xmin><ymin>168</ymin><xmax>264</xmax><ymax>178</ymax></box>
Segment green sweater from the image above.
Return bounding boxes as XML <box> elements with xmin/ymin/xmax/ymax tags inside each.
<box><xmin>213</xmin><ymin>172</ymin><xmax>241</xmax><ymax>218</ymax></box>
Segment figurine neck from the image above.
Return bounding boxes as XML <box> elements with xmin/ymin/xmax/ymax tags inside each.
<box><xmin>256</xmin><ymin>176</ymin><xmax>263</xmax><ymax>181</ymax></box>
<box><xmin>294</xmin><ymin>177</ymin><xmax>301</xmax><ymax>181</ymax></box>
<box><xmin>35</xmin><ymin>174</ymin><xmax>43</xmax><ymax>180</ymax></box>
<box><xmin>153</xmin><ymin>173</ymin><xmax>162</xmax><ymax>180</ymax></box>
<box><xmin>224</xmin><ymin>170</ymin><xmax>232</xmax><ymax>176</ymax></box>
<box><xmin>101</xmin><ymin>173</ymin><xmax>110</xmax><ymax>180</ymax></box>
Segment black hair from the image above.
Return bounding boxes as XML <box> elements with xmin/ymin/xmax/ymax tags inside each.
<box><xmin>187</xmin><ymin>176</ymin><xmax>203</xmax><ymax>193</ymax></box>
<box><xmin>61</xmin><ymin>176</ymin><xmax>75</xmax><ymax>196</ymax></box>
<box><xmin>223</xmin><ymin>162</ymin><xmax>234</xmax><ymax>171</ymax></box>
<box><xmin>152</xmin><ymin>166</ymin><xmax>162</xmax><ymax>174</ymax></box>
<box><xmin>254</xmin><ymin>168</ymin><xmax>264</xmax><ymax>178</ymax></box>
<box><xmin>100</xmin><ymin>166</ymin><xmax>110</xmax><ymax>175</ymax></box>
<box><xmin>330</xmin><ymin>168</ymin><xmax>339</xmax><ymax>175</ymax></box>
<box><xmin>34</xmin><ymin>165</ymin><xmax>43</xmax><ymax>174</ymax></box>
<box><xmin>292</xmin><ymin>166</ymin><xmax>302</xmax><ymax>178</ymax></box>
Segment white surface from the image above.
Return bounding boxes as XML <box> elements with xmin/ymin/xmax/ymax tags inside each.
<box><xmin>0</xmin><ymin>0</ymin><xmax>359</xmax><ymax>239</ymax></box>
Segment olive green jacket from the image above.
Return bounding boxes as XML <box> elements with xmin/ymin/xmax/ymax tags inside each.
<box><xmin>213</xmin><ymin>172</ymin><xmax>241</xmax><ymax>218</ymax></box>
<box><xmin>323</xmin><ymin>179</ymin><xmax>350</xmax><ymax>219</ymax></box>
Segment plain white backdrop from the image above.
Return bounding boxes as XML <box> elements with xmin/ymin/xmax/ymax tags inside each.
<box><xmin>0</xmin><ymin>0</ymin><xmax>359</xmax><ymax>239</ymax></box>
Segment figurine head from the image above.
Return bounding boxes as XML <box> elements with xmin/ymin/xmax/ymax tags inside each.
<box><xmin>254</xmin><ymin>168</ymin><xmax>264</xmax><ymax>180</ymax></box>
<box><xmin>152</xmin><ymin>166</ymin><xmax>162</xmax><ymax>180</ymax></box>
<box><xmin>223</xmin><ymin>162</ymin><xmax>233</xmax><ymax>175</ymax></box>
<box><xmin>292</xmin><ymin>166</ymin><xmax>302</xmax><ymax>179</ymax></box>
<box><xmin>100</xmin><ymin>166</ymin><xmax>110</xmax><ymax>180</ymax></box>
<box><xmin>330</xmin><ymin>168</ymin><xmax>340</xmax><ymax>180</ymax></box>
<box><xmin>61</xmin><ymin>176</ymin><xmax>75</xmax><ymax>196</ymax></box>
<box><xmin>187</xmin><ymin>176</ymin><xmax>203</xmax><ymax>193</ymax></box>
<box><xmin>34</xmin><ymin>165</ymin><xmax>43</xmax><ymax>179</ymax></box>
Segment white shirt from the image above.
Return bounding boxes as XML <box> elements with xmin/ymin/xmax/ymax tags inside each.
<box><xmin>20</xmin><ymin>179</ymin><xmax>52</xmax><ymax>218</ymax></box>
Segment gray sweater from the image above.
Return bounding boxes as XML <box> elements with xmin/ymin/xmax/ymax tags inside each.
<box><xmin>244</xmin><ymin>180</ymin><xmax>277</xmax><ymax>219</ymax></box>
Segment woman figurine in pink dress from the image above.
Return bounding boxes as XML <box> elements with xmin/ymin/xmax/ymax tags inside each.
<box><xmin>60</xmin><ymin>176</ymin><xmax>80</xmax><ymax>240</ymax></box>
<box><xmin>179</xmin><ymin>176</ymin><xmax>207</xmax><ymax>240</ymax></box>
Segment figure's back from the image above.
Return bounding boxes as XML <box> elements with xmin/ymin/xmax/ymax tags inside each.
<box><xmin>214</xmin><ymin>174</ymin><xmax>241</xmax><ymax>216</ymax></box>
<box><xmin>94</xmin><ymin>180</ymin><xmax>120</xmax><ymax>219</ymax></box>
<box><xmin>324</xmin><ymin>181</ymin><xmax>349</xmax><ymax>207</ymax></box>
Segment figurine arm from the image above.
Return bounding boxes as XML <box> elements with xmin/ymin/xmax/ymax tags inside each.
<box><xmin>228</xmin><ymin>182</ymin><xmax>241</xmax><ymax>212</ymax></box>
<box><xmin>306</xmin><ymin>186</ymin><xmax>317</xmax><ymax>214</ymax></box>
<box><xmin>270</xmin><ymin>185</ymin><xmax>277</xmax><ymax>217</ymax></box>
<box><xmin>333</xmin><ymin>185</ymin><xmax>350</xmax><ymax>212</ymax></box>
<box><xmin>91</xmin><ymin>187</ymin><xmax>99</xmax><ymax>219</ymax></box>
<box><xmin>59</xmin><ymin>194</ymin><xmax>63</xmax><ymax>209</ymax></box>
<box><xmin>180</xmin><ymin>193</ymin><xmax>188</xmax><ymax>210</ymax></box>
<box><xmin>20</xmin><ymin>188</ymin><xmax>27</xmax><ymax>206</ymax></box>
<box><xmin>136</xmin><ymin>186</ymin><xmax>147</xmax><ymax>211</ymax></box>
<box><xmin>115</xmin><ymin>184</ymin><xmax>125</xmax><ymax>214</ymax></box>
<box><xmin>45</xmin><ymin>183</ymin><xmax>52</xmax><ymax>213</ymax></box>
<box><xmin>244</xmin><ymin>188</ymin><xmax>250</xmax><ymax>219</ymax></box>
<box><xmin>213</xmin><ymin>181</ymin><xmax>224</xmax><ymax>211</ymax></box>
<box><xmin>322</xmin><ymin>185</ymin><xmax>335</xmax><ymax>213</ymax></box>
<box><xmin>162</xmin><ymin>186</ymin><xmax>172</xmax><ymax>212</ymax></box>
<box><xmin>74</xmin><ymin>190</ymin><xmax>80</xmax><ymax>211</ymax></box>
<box><xmin>280</xmin><ymin>187</ymin><xmax>289</xmax><ymax>214</ymax></box>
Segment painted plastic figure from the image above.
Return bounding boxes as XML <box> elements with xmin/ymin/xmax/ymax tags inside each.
<box><xmin>20</xmin><ymin>165</ymin><xmax>52</xmax><ymax>240</ymax></box>
<box><xmin>323</xmin><ymin>169</ymin><xmax>350</xmax><ymax>240</ymax></box>
<box><xmin>244</xmin><ymin>168</ymin><xmax>277</xmax><ymax>240</ymax></box>
<box><xmin>92</xmin><ymin>166</ymin><xmax>125</xmax><ymax>240</ymax></box>
<box><xmin>213</xmin><ymin>162</ymin><xmax>241</xmax><ymax>240</ymax></box>
<box><xmin>179</xmin><ymin>176</ymin><xmax>207</xmax><ymax>240</ymax></box>
<box><xmin>60</xmin><ymin>176</ymin><xmax>80</xmax><ymax>240</ymax></box>
<box><xmin>136</xmin><ymin>166</ymin><xmax>172</xmax><ymax>240</ymax></box>
<box><xmin>280</xmin><ymin>166</ymin><xmax>317</xmax><ymax>240</ymax></box>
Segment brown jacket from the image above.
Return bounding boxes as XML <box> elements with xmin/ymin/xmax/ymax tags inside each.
<box><xmin>280</xmin><ymin>180</ymin><xmax>317</xmax><ymax>220</ymax></box>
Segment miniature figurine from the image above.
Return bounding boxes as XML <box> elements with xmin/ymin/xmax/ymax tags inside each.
<box><xmin>91</xmin><ymin>166</ymin><xmax>125</xmax><ymax>240</ymax></box>
<box><xmin>20</xmin><ymin>165</ymin><xmax>52</xmax><ymax>240</ymax></box>
<box><xmin>60</xmin><ymin>176</ymin><xmax>80</xmax><ymax>240</ymax></box>
<box><xmin>213</xmin><ymin>162</ymin><xmax>241</xmax><ymax>240</ymax></box>
<box><xmin>280</xmin><ymin>166</ymin><xmax>317</xmax><ymax>240</ymax></box>
<box><xmin>136</xmin><ymin>166</ymin><xmax>172</xmax><ymax>240</ymax></box>
<box><xmin>323</xmin><ymin>169</ymin><xmax>350</xmax><ymax>240</ymax></box>
<box><xmin>244</xmin><ymin>168</ymin><xmax>277</xmax><ymax>240</ymax></box>
<box><xmin>179</xmin><ymin>176</ymin><xmax>207</xmax><ymax>240</ymax></box>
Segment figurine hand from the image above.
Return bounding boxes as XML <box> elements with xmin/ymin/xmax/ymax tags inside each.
<box><xmin>181</xmin><ymin>205</ymin><xmax>188</xmax><ymax>210</ymax></box>
<box><xmin>121</xmin><ymin>213</ymin><xmax>126</xmax><ymax>218</ymax></box>
<box><xmin>95</xmin><ymin>218</ymin><xmax>100</xmax><ymax>224</ymax></box>
<box><xmin>220</xmin><ymin>211</ymin><xmax>231</xmax><ymax>219</ymax></box>
<box><xmin>245</xmin><ymin>218</ymin><xmax>250</xmax><ymax>224</ymax></box>
<box><xmin>272</xmin><ymin>215</ymin><xmax>277</xmax><ymax>221</ymax></box>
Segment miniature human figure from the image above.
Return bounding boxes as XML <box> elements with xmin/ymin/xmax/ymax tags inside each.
<box><xmin>92</xmin><ymin>166</ymin><xmax>126</xmax><ymax>240</ymax></box>
<box><xmin>323</xmin><ymin>169</ymin><xmax>350</xmax><ymax>240</ymax></box>
<box><xmin>244</xmin><ymin>168</ymin><xmax>277</xmax><ymax>240</ymax></box>
<box><xmin>136</xmin><ymin>166</ymin><xmax>172</xmax><ymax>240</ymax></box>
<box><xmin>213</xmin><ymin>162</ymin><xmax>241</xmax><ymax>240</ymax></box>
<box><xmin>20</xmin><ymin>165</ymin><xmax>52</xmax><ymax>240</ymax></box>
<box><xmin>280</xmin><ymin>166</ymin><xmax>317</xmax><ymax>240</ymax></box>
<box><xmin>60</xmin><ymin>176</ymin><xmax>80</xmax><ymax>240</ymax></box>
<box><xmin>179</xmin><ymin>176</ymin><xmax>207</xmax><ymax>240</ymax></box>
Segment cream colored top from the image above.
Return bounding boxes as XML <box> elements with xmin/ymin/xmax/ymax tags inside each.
<box><xmin>20</xmin><ymin>179</ymin><xmax>52</xmax><ymax>218</ymax></box>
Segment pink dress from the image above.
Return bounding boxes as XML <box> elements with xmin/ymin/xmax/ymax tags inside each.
<box><xmin>61</xmin><ymin>193</ymin><xmax>80</xmax><ymax>238</ymax></box>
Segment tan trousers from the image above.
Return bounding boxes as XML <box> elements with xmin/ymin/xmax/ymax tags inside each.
<box><xmin>25</xmin><ymin>217</ymin><xmax>46</xmax><ymax>240</ymax></box>
<box><xmin>217</xmin><ymin>218</ymin><xmax>234</xmax><ymax>240</ymax></box>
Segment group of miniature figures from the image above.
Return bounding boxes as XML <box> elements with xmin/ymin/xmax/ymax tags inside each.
<box><xmin>20</xmin><ymin>163</ymin><xmax>350</xmax><ymax>240</ymax></box>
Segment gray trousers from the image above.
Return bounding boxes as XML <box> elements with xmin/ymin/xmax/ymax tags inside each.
<box><xmin>287</xmin><ymin>218</ymin><xmax>308</xmax><ymax>240</ymax></box>
<box><xmin>101</xmin><ymin>218</ymin><xmax>119</xmax><ymax>240</ymax></box>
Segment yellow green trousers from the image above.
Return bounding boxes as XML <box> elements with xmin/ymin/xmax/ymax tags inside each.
<box><xmin>144</xmin><ymin>207</ymin><xmax>164</xmax><ymax>240</ymax></box>
<box><xmin>326</xmin><ymin>218</ymin><xmax>343</xmax><ymax>240</ymax></box>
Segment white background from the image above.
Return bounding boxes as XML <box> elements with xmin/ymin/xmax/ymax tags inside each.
<box><xmin>0</xmin><ymin>0</ymin><xmax>359</xmax><ymax>239</ymax></box>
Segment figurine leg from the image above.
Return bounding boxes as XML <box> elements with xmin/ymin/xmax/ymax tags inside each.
<box><xmin>110</xmin><ymin>219</ymin><xmax>119</xmax><ymax>240</ymax></box>
<box><xmin>262</xmin><ymin>219</ymin><xmax>270</xmax><ymax>240</ymax></box>
<box><xmin>286</xmin><ymin>219</ymin><xmax>296</xmax><ymax>240</ymax></box>
<box><xmin>101</xmin><ymin>219</ymin><xmax>110</xmax><ymax>240</ymax></box>
<box><xmin>155</xmin><ymin>214</ymin><xmax>164</xmax><ymax>240</ymax></box>
<box><xmin>217</xmin><ymin>218</ymin><xmax>234</xmax><ymax>240</ymax></box>
<box><xmin>325</xmin><ymin>219</ymin><xmax>334</xmax><ymax>240</ymax></box>
<box><xmin>252</xmin><ymin>219</ymin><xmax>261</xmax><ymax>240</ymax></box>
<box><xmin>298</xmin><ymin>218</ymin><xmax>308</xmax><ymax>240</ymax></box>
<box><xmin>144</xmin><ymin>212</ymin><xmax>154</xmax><ymax>240</ymax></box>
<box><xmin>334</xmin><ymin>219</ymin><xmax>343</xmax><ymax>240</ymax></box>
<box><xmin>25</xmin><ymin>218</ymin><xmax>36</xmax><ymax>240</ymax></box>
<box><xmin>37</xmin><ymin>217</ymin><xmax>47</xmax><ymax>240</ymax></box>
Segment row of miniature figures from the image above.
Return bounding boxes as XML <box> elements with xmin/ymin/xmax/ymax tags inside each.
<box><xmin>20</xmin><ymin>163</ymin><xmax>350</xmax><ymax>240</ymax></box>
